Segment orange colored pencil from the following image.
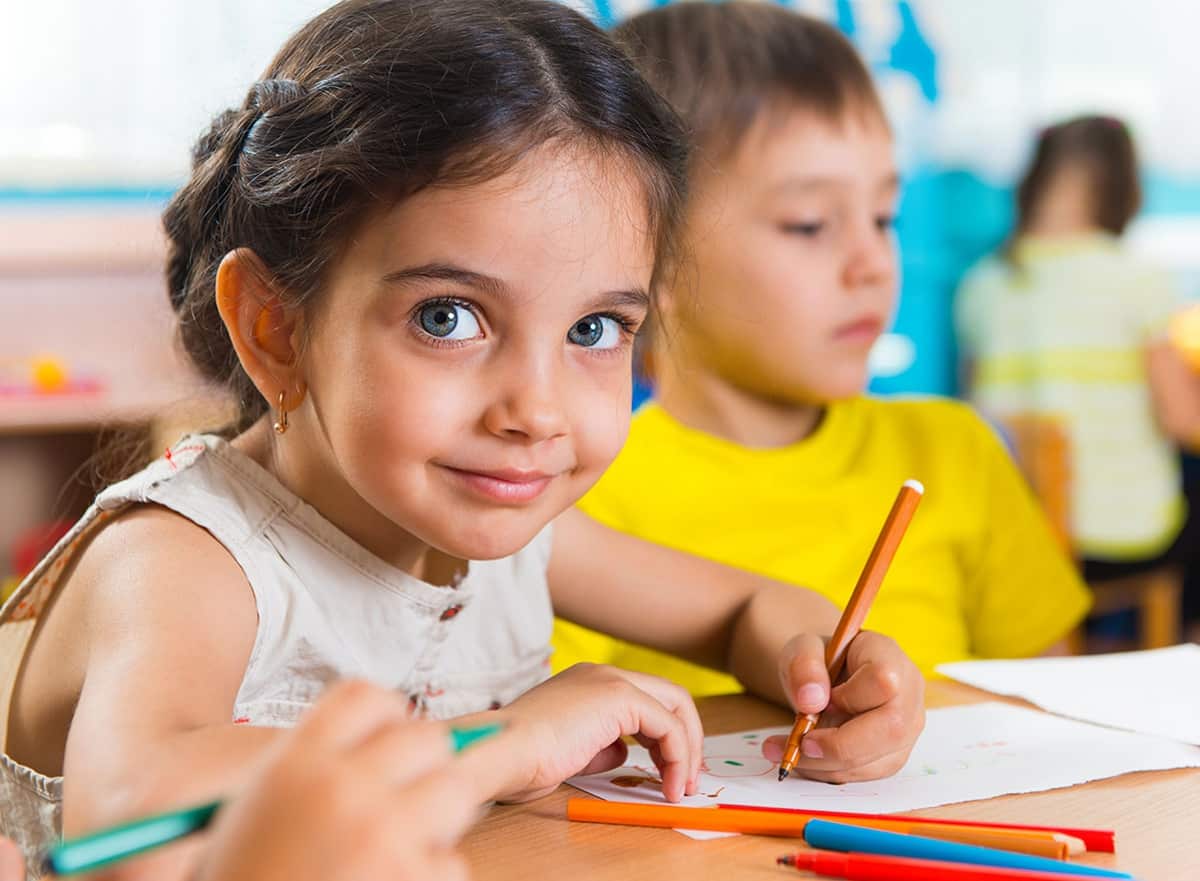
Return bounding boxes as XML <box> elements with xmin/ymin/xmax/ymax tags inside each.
<box><xmin>778</xmin><ymin>480</ymin><xmax>924</xmax><ymax>781</ymax></box>
<box><xmin>568</xmin><ymin>798</ymin><xmax>810</xmax><ymax>837</ymax></box>
<box><xmin>566</xmin><ymin>800</ymin><xmax>1071</xmax><ymax>859</ymax></box>
<box><xmin>717</xmin><ymin>804</ymin><xmax>1114</xmax><ymax>853</ymax></box>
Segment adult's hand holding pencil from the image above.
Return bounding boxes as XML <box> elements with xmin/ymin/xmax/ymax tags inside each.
<box><xmin>763</xmin><ymin>480</ymin><xmax>927</xmax><ymax>783</ymax></box>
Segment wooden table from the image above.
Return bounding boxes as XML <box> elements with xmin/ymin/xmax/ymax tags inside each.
<box><xmin>462</xmin><ymin>680</ymin><xmax>1200</xmax><ymax>881</ymax></box>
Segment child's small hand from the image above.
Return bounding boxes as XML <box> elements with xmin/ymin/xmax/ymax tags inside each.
<box><xmin>0</xmin><ymin>836</ymin><xmax>24</xmax><ymax>881</ymax></box>
<box><xmin>762</xmin><ymin>632</ymin><xmax>925</xmax><ymax>783</ymax></box>
<box><xmin>196</xmin><ymin>680</ymin><xmax>479</xmax><ymax>881</ymax></box>
<box><xmin>480</xmin><ymin>663</ymin><xmax>703</xmax><ymax>803</ymax></box>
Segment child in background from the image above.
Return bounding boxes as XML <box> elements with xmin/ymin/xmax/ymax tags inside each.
<box><xmin>553</xmin><ymin>1</ymin><xmax>1091</xmax><ymax>698</ymax></box>
<box><xmin>957</xmin><ymin>116</ymin><xmax>1200</xmax><ymax>623</ymax></box>
<box><xmin>0</xmin><ymin>1</ymin><xmax>925</xmax><ymax>878</ymax></box>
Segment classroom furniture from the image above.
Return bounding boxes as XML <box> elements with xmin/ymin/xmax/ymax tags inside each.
<box><xmin>1000</xmin><ymin>414</ymin><xmax>1183</xmax><ymax>651</ymax></box>
<box><xmin>0</xmin><ymin>208</ymin><xmax>232</xmax><ymax>582</ymax></box>
<box><xmin>461</xmin><ymin>681</ymin><xmax>1199</xmax><ymax>881</ymax></box>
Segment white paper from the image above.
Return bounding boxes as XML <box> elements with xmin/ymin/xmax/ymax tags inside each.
<box><xmin>938</xmin><ymin>644</ymin><xmax>1200</xmax><ymax>745</ymax></box>
<box><xmin>567</xmin><ymin>702</ymin><xmax>1200</xmax><ymax>839</ymax></box>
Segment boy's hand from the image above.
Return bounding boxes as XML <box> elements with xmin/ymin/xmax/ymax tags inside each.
<box><xmin>196</xmin><ymin>680</ymin><xmax>478</xmax><ymax>881</ymax></box>
<box><xmin>475</xmin><ymin>663</ymin><xmax>703</xmax><ymax>803</ymax></box>
<box><xmin>762</xmin><ymin>631</ymin><xmax>925</xmax><ymax>783</ymax></box>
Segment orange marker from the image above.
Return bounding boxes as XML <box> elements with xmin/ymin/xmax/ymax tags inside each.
<box><xmin>565</xmin><ymin>799</ymin><xmax>1073</xmax><ymax>858</ymax></box>
<box><xmin>778</xmin><ymin>479</ymin><xmax>924</xmax><ymax>781</ymax></box>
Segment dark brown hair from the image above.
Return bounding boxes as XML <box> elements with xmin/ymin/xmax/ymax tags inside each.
<box><xmin>163</xmin><ymin>0</ymin><xmax>688</xmax><ymax>433</ymax></box>
<box><xmin>1014</xmin><ymin>115</ymin><xmax>1141</xmax><ymax>242</ymax></box>
<box><xmin>612</xmin><ymin>1</ymin><xmax>884</xmax><ymax>169</ymax></box>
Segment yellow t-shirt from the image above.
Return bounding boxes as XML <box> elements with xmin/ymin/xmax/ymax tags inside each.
<box><xmin>553</xmin><ymin>396</ymin><xmax>1091</xmax><ymax>693</ymax></box>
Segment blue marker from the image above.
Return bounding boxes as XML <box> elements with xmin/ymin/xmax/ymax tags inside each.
<box><xmin>803</xmin><ymin>819</ymin><xmax>1135</xmax><ymax>880</ymax></box>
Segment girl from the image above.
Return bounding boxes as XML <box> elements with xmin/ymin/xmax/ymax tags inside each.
<box><xmin>0</xmin><ymin>2</ymin><xmax>923</xmax><ymax>878</ymax></box>
<box><xmin>553</xmin><ymin>2</ymin><xmax>1091</xmax><ymax>694</ymax></box>
<box><xmin>958</xmin><ymin>116</ymin><xmax>1198</xmax><ymax>606</ymax></box>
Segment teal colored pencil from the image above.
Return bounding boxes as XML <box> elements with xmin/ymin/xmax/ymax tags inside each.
<box><xmin>44</xmin><ymin>722</ymin><xmax>502</xmax><ymax>876</ymax></box>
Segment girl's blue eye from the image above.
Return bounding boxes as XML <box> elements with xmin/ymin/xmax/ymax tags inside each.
<box><xmin>567</xmin><ymin>314</ymin><xmax>622</xmax><ymax>349</ymax></box>
<box><xmin>417</xmin><ymin>302</ymin><xmax>481</xmax><ymax>340</ymax></box>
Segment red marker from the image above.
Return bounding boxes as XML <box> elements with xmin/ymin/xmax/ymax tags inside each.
<box><xmin>777</xmin><ymin>850</ymin><xmax>1117</xmax><ymax>881</ymax></box>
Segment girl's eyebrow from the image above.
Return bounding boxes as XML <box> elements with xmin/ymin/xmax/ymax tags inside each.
<box><xmin>380</xmin><ymin>261</ymin><xmax>649</xmax><ymax>312</ymax></box>
<box><xmin>380</xmin><ymin>262</ymin><xmax>508</xmax><ymax>297</ymax></box>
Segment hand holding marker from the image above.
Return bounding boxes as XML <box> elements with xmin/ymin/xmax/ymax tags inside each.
<box><xmin>778</xmin><ymin>479</ymin><xmax>924</xmax><ymax>781</ymax></box>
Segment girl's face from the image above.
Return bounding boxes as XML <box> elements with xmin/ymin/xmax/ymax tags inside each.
<box><xmin>666</xmin><ymin>107</ymin><xmax>898</xmax><ymax>404</ymax></box>
<box><xmin>289</xmin><ymin>145</ymin><xmax>656</xmax><ymax>566</ymax></box>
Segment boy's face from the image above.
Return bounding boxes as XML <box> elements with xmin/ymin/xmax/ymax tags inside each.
<box><xmin>667</xmin><ymin>107</ymin><xmax>898</xmax><ymax>405</ymax></box>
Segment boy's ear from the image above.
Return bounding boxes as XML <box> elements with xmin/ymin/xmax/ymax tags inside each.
<box><xmin>215</xmin><ymin>248</ymin><xmax>307</xmax><ymax>411</ymax></box>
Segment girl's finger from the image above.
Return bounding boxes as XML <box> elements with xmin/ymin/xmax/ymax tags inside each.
<box><xmin>575</xmin><ymin>739</ymin><xmax>629</xmax><ymax>777</ymax></box>
<box><xmin>613</xmin><ymin>688</ymin><xmax>691</xmax><ymax>802</ymax></box>
<box><xmin>614</xmin><ymin>670</ymin><xmax>704</xmax><ymax>794</ymax></box>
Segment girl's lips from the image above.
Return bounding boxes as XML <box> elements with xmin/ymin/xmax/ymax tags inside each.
<box><xmin>439</xmin><ymin>466</ymin><xmax>556</xmax><ymax>504</ymax></box>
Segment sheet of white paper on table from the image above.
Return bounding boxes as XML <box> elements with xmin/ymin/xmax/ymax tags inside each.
<box><xmin>938</xmin><ymin>644</ymin><xmax>1200</xmax><ymax>746</ymax></box>
<box><xmin>567</xmin><ymin>702</ymin><xmax>1200</xmax><ymax>840</ymax></box>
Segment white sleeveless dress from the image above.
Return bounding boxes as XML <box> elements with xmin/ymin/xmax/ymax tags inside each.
<box><xmin>0</xmin><ymin>434</ymin><xmax>554</xmax><ymax>876</ymax></box>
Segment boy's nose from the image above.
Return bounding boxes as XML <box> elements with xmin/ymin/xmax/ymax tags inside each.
<box><xmin>843</xmin><ymin>225</ymin><xmax>897</xmax><ymax>289</ymax></box>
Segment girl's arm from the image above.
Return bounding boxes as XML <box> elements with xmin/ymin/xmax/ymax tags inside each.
<box><xmin>549</xmin><ymin>507</ymin><xmax>925</xmax><ymax>782</ymax></box>
<box><xmin>61</xmin><ymin>507</ymin><xmax>287</xmax><ymax>881</ymax></box>
<box><xmin>65</xmin><ymin>506</ymin><xmax>703</xmax><ymax>876</ymax></box>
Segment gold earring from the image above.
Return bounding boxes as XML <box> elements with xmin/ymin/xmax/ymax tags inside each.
<box><xmin>273</xmin><ymin>390</ymin><xmax>289</xmax><ymax>435</ymax></box>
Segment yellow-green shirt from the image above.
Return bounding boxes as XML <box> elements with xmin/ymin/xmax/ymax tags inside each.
<box><xmin>553</xmin><ymin>396</ymin><xmax>1091</xmax><ymax>693</ymax></box>
<box><xmin>956</xmin><ymin>234</ymin><xmax>1184</xmax><ymax>559</ymax></box>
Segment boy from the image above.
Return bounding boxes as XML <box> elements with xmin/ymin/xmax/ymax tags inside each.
<box><xmin>554</xmin><ymin>2</ymin><xmax>1090</xmax><ymax>694</ymax></box>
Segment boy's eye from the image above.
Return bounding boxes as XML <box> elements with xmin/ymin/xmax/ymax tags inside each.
<box><xmin>567</xmin><ymin>314</ymin><xmax>622</xmax><ymax>349</ymax></box>
<box><xmin>781</xmin><ymin>222</ymin><xmax>824</xmax><ymax>237</ymax></box>
<box><xmin>417</xmin><ymin>302</ymin><xmax>482</xmax><ymax>340</ymax></box>
<box><xmin>876</xmin><ymin>214</ymin><xmax>898</xmax><ymax>232</ymax></box>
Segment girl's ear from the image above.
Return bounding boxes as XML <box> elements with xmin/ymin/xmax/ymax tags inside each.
<box><xmin>215</xmin><ymin>248</ymin><xmax>307</xmax><ymax>414</ymax></box>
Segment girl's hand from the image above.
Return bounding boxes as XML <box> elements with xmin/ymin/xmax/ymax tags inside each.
<box><xmin>762</xmin><ymin>632</ymin><xmax>925</xmax><ymax>783</ymax></box>
<box><xmin>476</xmin><ymin>663</ymin><xmax>703</xmax><ymax>803</ymax></box>
<box><xmin>196</xmin><ymin>680</ymin><xmax>479</xmax><ymax>881</ymax></box>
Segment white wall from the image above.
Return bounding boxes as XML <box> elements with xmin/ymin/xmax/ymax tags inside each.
<box><xmin>4</xmin><ymin>0</ymin><xmax>1200</xmax><ymax>188</ymax></box>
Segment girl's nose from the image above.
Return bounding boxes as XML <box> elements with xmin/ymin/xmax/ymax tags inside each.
<box><xmin>482</xmin><ymin>366</ymin><xmax>569</xmax><ymax>444</ymax></box>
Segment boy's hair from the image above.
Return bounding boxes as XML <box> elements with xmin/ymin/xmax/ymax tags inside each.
<box><xmin>613</xmin><ymin>1</ymin><xmax>885</xmax><ymax>169</ymax></box>
<box><xmin>163</xmin><ymin>0</ymin><xmax>688</xmax><ymax>432</ymax></box>
<box><xmin>1015</xmin><ymin>115</ymin><xmax>1141</xmax><ymax>240</ymax></box>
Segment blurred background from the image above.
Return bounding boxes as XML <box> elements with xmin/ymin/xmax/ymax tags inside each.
<box><xmin>4</xmin><ymin>0</ymin><xmax>1199</xmax><ymax>643</ymax></box>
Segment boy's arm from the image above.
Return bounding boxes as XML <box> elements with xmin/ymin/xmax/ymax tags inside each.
<box><xmin>547</xmin><ymin>507</ymin><xmax>841</xmax><ymax>704</ymax></box>
<box><xmin>549</xmin><ymin>509</ymin><xmax>925</xmax><ymax>782</ymax></box>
